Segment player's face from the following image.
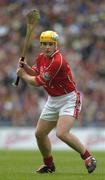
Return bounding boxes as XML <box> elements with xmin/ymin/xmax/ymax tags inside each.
<box><xmin>40</xmin><ymin>42</ymin><xmax>57</xmax><ymax>57</ymax></box>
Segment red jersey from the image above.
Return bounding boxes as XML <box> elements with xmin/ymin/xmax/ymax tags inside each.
<box><xmin>32</xmin><ymin>50</ymin><xmax>77</xmax><ymax>96</ymax></box>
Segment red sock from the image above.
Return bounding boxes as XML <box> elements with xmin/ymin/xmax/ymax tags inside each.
<box><xmin>44</xmin><ymin>156</ymin><xmax>53</xmax><ymax>167</ymax></box>
<box><xmin>81</xmin><ymin>150</ymin><xmax>91</xmax><ymax>160</ymax></box>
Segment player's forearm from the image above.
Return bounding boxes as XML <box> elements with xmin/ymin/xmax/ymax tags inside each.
<box><xmin>19</xmin><ymin>60</ymin><xmax>36</xmax><ymax>76</ymax></box>
<box><xmin>24</xmin><ymin>65</ymin><xmax>36</xmax><ymax>76</ymax></box>
<box><xmin>22</xmin><ymin>74</ymin><xmax>39</xmax><ymax>86</ymax></box>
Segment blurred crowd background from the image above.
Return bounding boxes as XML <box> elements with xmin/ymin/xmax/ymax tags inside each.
<box><xmin>0</xmin><ymin>0</ymin><xmax>105</xmax><ymax>127</ymax></box>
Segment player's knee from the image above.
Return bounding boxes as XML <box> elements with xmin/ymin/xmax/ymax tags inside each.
<box><xmin>35</xmin><ymin>130</ymin><xmax>43</xmax><ymax>139</ymax></box>
<box><xmin>56</xmin><ymin>130</ymin><xmax>65</xmax><ymax>140</ymax></box>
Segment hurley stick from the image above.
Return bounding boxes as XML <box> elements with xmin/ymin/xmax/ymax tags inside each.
<box><xmin>12</xmin><ymin>9</ymin><xmax>40</xmax><ymax>86</ymax></box>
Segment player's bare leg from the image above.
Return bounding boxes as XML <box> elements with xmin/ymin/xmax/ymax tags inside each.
<box><xmin>35</xmin><ymin>119</ymin><xmax>57</xmax><ymax>173</ymax></box>
<box><xmin>56</xmin><ymin>115</ymin><xmax>96</xmax><ymax>173</ymax></box>
<box><xmin>56</xmin><ymin>116</ymin><xmax>85</xmax><ymax>154</ymax></box>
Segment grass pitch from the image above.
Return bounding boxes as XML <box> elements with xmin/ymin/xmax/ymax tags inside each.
<box><xmin>0</xmin><ymin>150</ymin><xmax>104</xmax><ymax>180</ymax></box>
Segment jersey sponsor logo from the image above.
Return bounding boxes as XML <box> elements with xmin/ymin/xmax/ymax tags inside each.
<box><xmin>42</xmin><ymin>72</ymin><xmax>51</xmax><ymax>81</ymax></box>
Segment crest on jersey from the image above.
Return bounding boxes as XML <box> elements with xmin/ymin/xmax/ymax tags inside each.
<box><xmin>42</xmin><ymin>72</ymin><xmax>51</xmax><ymax>81</ymax></box>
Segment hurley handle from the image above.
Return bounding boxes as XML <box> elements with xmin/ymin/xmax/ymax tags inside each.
<box><xmin>12</xmin><ymin>57</ymin><xmax>25</xmax><ymax>87</ymax></box>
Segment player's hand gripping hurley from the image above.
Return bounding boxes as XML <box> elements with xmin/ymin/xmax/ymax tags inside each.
<box><xmin>12</xmin><ymin>9</ymin><xmax>40</xmax><ymax>86</ymax></box>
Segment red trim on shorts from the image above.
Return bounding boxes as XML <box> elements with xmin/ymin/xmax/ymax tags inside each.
<box><xmin>74</xmin><ymin>91</ymin><xmax>81</xmax><ymax>119</ymax></box>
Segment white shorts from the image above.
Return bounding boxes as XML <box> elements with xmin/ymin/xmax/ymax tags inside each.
<box><xmin>40</xmin><ymin>91</ymin><xmax>82</xmax><ymax>121</ymax></box>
